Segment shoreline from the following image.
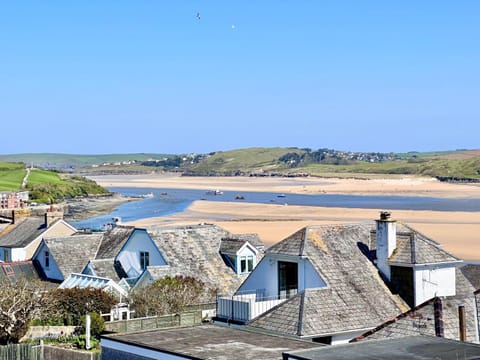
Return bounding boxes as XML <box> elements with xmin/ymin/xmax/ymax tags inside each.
<box><xmin>87</xmin><ymin>174</ymin><xmax>480</xmax><ymax>261</ymax></box>
<box><xmin>89</xmin><ymin>173</ymin><xmax>480</xmax><ymax>199</ymax></box>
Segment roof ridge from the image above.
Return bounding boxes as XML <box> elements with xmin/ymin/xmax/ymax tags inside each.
<box><xmin>299</xmin><ymin>228</ymin><xmax>307</xmax><ymax>256</ymax></box>
<box><xmin>297</xmin><ymin>291</ymin><xmax>306</xmax><ymax>336</ymax></box>
<box><xmin>92</xmin><ymin>232</ymin><xmax>105</xmax><ymax>260</ymax></box>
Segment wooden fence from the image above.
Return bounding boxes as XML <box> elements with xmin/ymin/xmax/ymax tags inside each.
<box><xmin>0</xmin><ymin>342</ymin><xmax>41</xmax><ymax>360</ymax></box>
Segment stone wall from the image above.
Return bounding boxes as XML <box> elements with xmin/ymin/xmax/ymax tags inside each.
<box><xmin>21</xmin><ymin>326</ymin><xmax>77</xmax><ymax>342</ymax></box>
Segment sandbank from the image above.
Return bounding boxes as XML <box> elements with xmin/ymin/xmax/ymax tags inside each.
<box><xmin>90</xmin><ymin>174</ymin><xmax>480</xmax><ymax>261</ymax></box>
<box><xmin>90</xmin><ymin>173</ymin><xmax>480</xmax><ymax>198</ymax></box>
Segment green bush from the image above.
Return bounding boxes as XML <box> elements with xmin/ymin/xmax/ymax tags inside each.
<box><xmin>79</xmin><ymin>312</ymin><xmax>105</xmax><ymax>338</ymax></box>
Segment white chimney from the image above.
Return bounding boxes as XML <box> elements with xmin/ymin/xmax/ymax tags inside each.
<box><xmin>375</xmin><ymin>211</ymin><xmax>397</xmax><ymax>281</ymax></box>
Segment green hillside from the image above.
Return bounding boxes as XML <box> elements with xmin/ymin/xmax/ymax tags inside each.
<box><xmin>1</xmin><ymin>148</ymin><xmax>479</xmax><ymax>180</ymax></box>
<box><xmin>0</xmin><ymin>163</ymin><xmax>108</xmax><ymax>203</ymax></box>
<box><xmin>0</xmin><ymin>162</ymin><xmax>26</xmax><ymax>191</ymax></box>
<box><xmin>184</xmin><ymin>147</ymin><xmax>305</xmax><ymax>175</ymax></box>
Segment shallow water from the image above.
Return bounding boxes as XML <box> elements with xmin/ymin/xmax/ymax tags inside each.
<box><xmin>71</xmin><ymin>186</ymin><xmax>480</xmax><ymax>230</ymax></box>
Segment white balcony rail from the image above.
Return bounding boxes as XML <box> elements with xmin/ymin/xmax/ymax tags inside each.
<box><xmin>216</xmin><ymin>288</ymin><xmax>297</xmax><ymax>322</ymax></box>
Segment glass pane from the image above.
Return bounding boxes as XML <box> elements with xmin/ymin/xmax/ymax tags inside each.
<box><xmin>247</xmin><ymin>257</ymin><xmax>254</xmax><ymax>271</ymax></box>
<box><xmin>240</xmin><ymin>258</ymin><xmax>247</xmax><ymax>273</ymax></box>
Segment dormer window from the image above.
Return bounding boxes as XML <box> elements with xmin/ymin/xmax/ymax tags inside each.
<box><xmin>45</xmin><ymin>251</ymin><xmax>50</xmax><ymax>268</ymax></box>
<box><xmin>3</xmin><ymin>249</ymin><xmax>9</xmax><ymax>262</ymax></box>
<box><xmin>240</xmin><ymin>255</ymin><xmax>254</xmax><ymax>274</ymax></box>
<box><xmin>140</xmin><ymin>251</ymin><xmax>150</xmax><ymax>270</ymax></box>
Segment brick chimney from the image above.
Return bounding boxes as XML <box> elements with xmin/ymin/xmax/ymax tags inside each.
<box><xmin>44</xmin><ymin>205</ymin><xmax>64</xmax><ymax>227</ymax></box>
<box><xmin>375</xmin><ymin>211</ymin><xmax>397</xmax><ymax>281</ymax></box>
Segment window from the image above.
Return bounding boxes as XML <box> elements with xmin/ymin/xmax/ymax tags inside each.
<box><xmin>239</xmin><ymin>255</ymin><xmax>255</xmax><ymax>274</ymax></box>
<box><xmin>3</xmin><ymin>249</ymin><xmax>9</xmax><ymax>262</ymax></box>
<box><xmin>45</xmin><ymin>251</ymin><xmax>50</xmax><ymax>268</ymax></box>
<box><xmin>278</xmin><ymin>261</ymin><xmax>298</xmax><ymax>299</ymax></box>
<box><xmin>3</xmin><ymin>264</ymin><xmax>14</xmax><ymax>276</ymax></box>
<box><xmin>140</xmin><ymin>251</ymin><xmax>150</xmax><ymax>270</ymax></box>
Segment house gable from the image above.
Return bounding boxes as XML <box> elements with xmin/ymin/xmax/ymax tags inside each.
<box><xmin>33</xmin><ymin>241</ymin><xmax>63</xmax><ymax>281</ymax></box>
<box><xmin>115</xmin><ymin>228</ymin><xmax>167</xmax><ymax>278</ymax></box>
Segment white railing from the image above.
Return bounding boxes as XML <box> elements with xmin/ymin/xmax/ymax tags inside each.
<box><xmin>216</xmin><ymin>289</ymin><xmax>293</xmax><ymax>322</ymax></box>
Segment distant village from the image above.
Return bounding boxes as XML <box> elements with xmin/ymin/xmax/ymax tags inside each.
<box><xmin>2</xmin><ymin>190</ymin><xmax>480</xmax><ymax>360</ymax></box>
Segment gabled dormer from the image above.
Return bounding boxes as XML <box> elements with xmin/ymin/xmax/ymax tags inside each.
<box><xmin>220</xmin><ymin>239</ymin><xmax>259</xmax><ymax>275</ymax></box>
<box><xmin>95</xmin><ymin>226</ymin><xmax>167</xmax><ymax>279</ymax></box>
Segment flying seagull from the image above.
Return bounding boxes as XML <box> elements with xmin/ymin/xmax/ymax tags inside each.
<box><xmin>196</xmin><ymin>12</ymin><xmax>201</xmax><ymax>20</ymax></box>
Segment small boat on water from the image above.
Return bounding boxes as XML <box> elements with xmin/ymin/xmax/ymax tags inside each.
<box><xmin>277</xmin><ymin>194</ymin><xmax>286</xmax><ymax>198</ymax></box>
<box><xmin>235</xmin><ymin>195</ymin><xmax>245</xmax><ymax>200</ymax></box>
<box><xmin>160</xmin><ymin>192</ymin><xmax>168</xmax><ymax>195</ymax></box>
<box><xmin>206</xmin><ymin>190</ymin><xmax>224</xmax><ymax>195</ymax></box>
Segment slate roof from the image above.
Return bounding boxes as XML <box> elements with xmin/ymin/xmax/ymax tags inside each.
<box><xmin>248</xmin><ymin>223</ymin><xmax>407</xmax><ymax>337</ymax></box>
<box><xmin>219</xmin><ymin>238</ymin><xmax>258</xmax><ymax>255</ymax></box>
<box><xmin>94</xmin><ymin>225</ymin><xmax>135</xmax><ymax>260</ymax></box>
<box><xmin>149</xmin><ymin>224</ymin><xmax>255</xmax><ymax>295</ymax></box>
<box><xmin>0</xmin><ymin>217</ymin><xmax>46</xmax><ymax>248</ymax></box>
<box><xmin>388</xmin><ymin>224</ymin><xmax>459</xmax><ymax>265</ymax></box>
<box><xmin>44</xmin><ymin>233</ymin><xmax>103</xmax><ymax>279</ymax></box>
<box><xmin>352</xmin><ymin>294</ymin><xmax>478</xmax><ymax>343</ymax></box>
<box><xmin>223</xmin><ymin>233</ymin><xmax>264</xmax><ymax>248</ymax></box>
<box><xmin>284</xmin><ymin>336</ymin><xmax>480</xmax><ymax>360</ymax></box>
<box><xmin>88</xmin><ymin>258</ymin><xmax>128</xmax><ymax>282</ymax></box>
<box><xmin>460</xmin><ymin>264</ymin><xmax>480</xmax><ymax>290</ymax></box>
<box><xmin>0</xmin><ymin>260</ymin><xmax>41</xmax><ymax>284</ymax></box>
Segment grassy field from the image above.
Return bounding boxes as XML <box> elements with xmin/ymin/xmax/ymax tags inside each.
<box><xmin>0</xmin><ymin>163</ymin><xmax>109</xmax><ymax>203</ymax></box>
<box><xmin>27</xmin><ymin>169</ymin><xmax>66</xmax><ymax>185</ymax></box>
<box><xmin>0</xmin><ymin>162</ymin><xmax>26</xmax><ymax>191</ymax></box>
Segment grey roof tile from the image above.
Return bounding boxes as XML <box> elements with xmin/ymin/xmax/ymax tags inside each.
<box><xmin>88</xmin><ymin>258</ymin><xmax>127</xmax><ymax>282</ymax></box>
<box><xmin>0</xmin><ymin>217</ymin><xmax>46</xmax><ymax>248</ymax></box>
<box><xmin>150</xmin><ymin>224</ymin><xmax>255</xmax><ymax>295</ymax></box>
<box><xmin>249</xmin><ymin>223</ymin><xmax>406</xmax><ymax>337</ymax></box>
<box><xmin>95</xmin><ymin>225</ymin><xmax>135</xmax><ymax>259</ymax></box>
<box><xmin>45</xmin><ymin>233</ymin><xmax>103</xmax><ymax>279</ymax></box>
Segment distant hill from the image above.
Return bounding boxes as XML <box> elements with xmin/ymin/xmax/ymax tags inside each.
<box><xmin>1</xmin><ymin>148</ymin><xmax>479</xmax><ymax>180</ymax></box>
<box><xmin>0</xmin><ymin>153</ymin><xmax>173</xmax><ymax>170</ymax></box>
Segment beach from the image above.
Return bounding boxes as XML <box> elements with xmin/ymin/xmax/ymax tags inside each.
<box><xmin>90</xmin><ymin>174</ymin><xmax>480</xmax><ymax>261</ymax></box>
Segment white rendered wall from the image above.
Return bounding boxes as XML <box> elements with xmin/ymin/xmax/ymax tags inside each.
<box><xmin>116</xmin><ymin>230</ymin><xmax>167</xmax><ymax>278</ymax></box>
<box><xmin>236</xmin><ymin>257</ymin><xmax>277</xmax><ymax>297</ymax></box>
<box><xmin>11</xmin><ymin>247</ymin><xmax>26</xmax><ymax>262</ymax></box>
<box><xmin>34</xmin><ymin>242</ymin><xmax>63</xmax><ymax>281</ymax></box>
<box><xmin>236</xmin><ymin>256</ymin><xmax>326</xmax><ymax>298</ymax></box>
<box><xmin>414</xmin><ymin>265</ymin><xmax>456</xmax><ymax>306</ymax></box>
<box><xmin>376</xmin><ymin>220</ymin><xmax>396</xmax><ymax>281</ymax></box>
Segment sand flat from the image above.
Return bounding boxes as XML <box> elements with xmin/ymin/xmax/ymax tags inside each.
<box><xmin>90</xmin><ymin>174</ymin><xmax>480</xmax><ymax>260</ymax></box>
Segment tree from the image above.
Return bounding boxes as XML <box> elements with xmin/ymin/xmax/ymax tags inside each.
<box><xmin>0</xmin><ymin>277</ymin><xmax>50</xmax><ymax>344</ymax></box>
<box><xmin>130</xmin><ymin>275</ymin><xmax>207</xmax><ymax>317</ymax></box>
<box><xmin>43</xmin><ymin>287</ymin><xmax>116</xmax><ymax>326</ymax></box>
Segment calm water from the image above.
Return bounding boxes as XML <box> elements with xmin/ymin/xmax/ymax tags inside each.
<box><xmin>71</xmin><ymin>186</ymin><xmax>480</xmax><ymax>230</ymax></box>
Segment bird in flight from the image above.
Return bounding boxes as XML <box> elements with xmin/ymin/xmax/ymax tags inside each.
<box><xmin>196</xmin><ymin>12</ymin><xmax>201</xmax><ymax>20</ymax></box>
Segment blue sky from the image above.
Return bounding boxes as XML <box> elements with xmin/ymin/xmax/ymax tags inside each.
<box><xmin>1</xmin><ymin>1</ymin><xmax>478</xmax><ymax>154</ymax></box>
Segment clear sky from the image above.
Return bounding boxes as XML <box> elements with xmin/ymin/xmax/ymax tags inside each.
<box><xmin>1</xmin><ymin>1</ymin><xmax>479</xmax><ymax>155</ymax></box>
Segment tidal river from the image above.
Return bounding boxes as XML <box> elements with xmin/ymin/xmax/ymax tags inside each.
<box><xmin>71</xmin><ymin>186</ymin><xmax>480</xmax><ymax>230</ymax></box>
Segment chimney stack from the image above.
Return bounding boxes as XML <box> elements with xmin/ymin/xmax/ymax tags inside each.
<box><xmin>375</xmin><ymin>211</ymin><xmax>397</xmax><ymax>281</ymax></box>
<box><xmin>44</xmin><ymin>206</ymin><xmax>64</xmax><ymax>227</ymax></box>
